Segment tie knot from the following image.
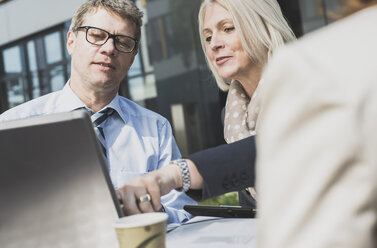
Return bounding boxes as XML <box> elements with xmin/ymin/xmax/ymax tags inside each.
<box><xmin>91</xmin><ymin>108</ymin><xmax>115</xmax><ymax>127</ymax></box>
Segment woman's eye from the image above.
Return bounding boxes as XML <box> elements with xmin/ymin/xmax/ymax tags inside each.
<box><xmin>205</xmin><ymin>36</ymin><xmax>212</xmax><ymax>42</ymax></box>
<box><xmin>224</xmin><ymin>27</ymin><xmax>235</xmax><ymax>32</ymax></box>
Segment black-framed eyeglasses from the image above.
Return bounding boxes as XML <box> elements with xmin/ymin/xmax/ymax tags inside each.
<box><xmin>76</xmin><ymin>26</ymin><xmax>138</xmax><ymax>53</ymax></box>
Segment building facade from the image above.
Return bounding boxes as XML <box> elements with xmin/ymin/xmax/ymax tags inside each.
<box><xmin>0</xmin><ymin>0</ymin><xmax>341</xmax><ymax>155</ymax></box>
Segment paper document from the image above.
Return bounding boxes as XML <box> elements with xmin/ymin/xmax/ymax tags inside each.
<box><xmin>167</xmin><ymin>216</ymin><xmax>257</xmax><ymax>248</ymax></box>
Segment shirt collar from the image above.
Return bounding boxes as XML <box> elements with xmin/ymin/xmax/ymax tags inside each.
<box><xmin>103</xmin><ymin>94</ymin><xmax>127</xmax><ymax>123</ymax></box>
<box><xmin>56</xmin><ymin>81</ymin><xmax>87</xmax><ymax>111</ymax></box>
<box><xmin>57</xmin><ymin>80</ymin><xmax>127</xmax><ymax>123</ymax></box>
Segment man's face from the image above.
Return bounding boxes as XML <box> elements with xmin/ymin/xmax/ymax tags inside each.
<box><xmin>67</xmin><ymin>7</ymin><xmax>137</xmax><ymax>92</ymax></box>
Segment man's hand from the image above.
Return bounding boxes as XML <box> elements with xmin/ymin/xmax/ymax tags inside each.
<box><xmin>116</xmin><ymin>163</ymin><xmax>182</xmax><ymax>216</ymax></box>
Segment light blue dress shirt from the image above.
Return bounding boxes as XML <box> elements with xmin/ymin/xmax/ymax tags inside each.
<box><xmin>0</xmin><ymin>82</ymin><xmax>196</xmax><ymax>223</ymax></box>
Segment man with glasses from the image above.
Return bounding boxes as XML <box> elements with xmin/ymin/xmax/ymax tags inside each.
<box><xmin>0</xmin><ymin>0</ymin><xmax>195</xmax><ymax>223</ymax></box>
<box><xmin>75</xmin><ymin>26</ymin><xmax>138</xmax><ymax>53</ymax></box>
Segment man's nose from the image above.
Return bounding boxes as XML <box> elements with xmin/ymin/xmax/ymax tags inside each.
<box><xmin>100</xmin><ymin>37</ymin><xmax>117</xmax><ymax>55</ymax></box>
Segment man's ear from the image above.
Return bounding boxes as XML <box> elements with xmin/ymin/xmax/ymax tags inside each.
<box><xmin>66</xmin><ymin>31</ymin><xmax>75</xmax><ymax>55</ymax></box>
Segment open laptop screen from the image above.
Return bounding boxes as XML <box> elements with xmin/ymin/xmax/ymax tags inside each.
<box><xmin>0</xmin><ymin>111</ymin><xmax>122</xmax><ymax>247</ymax></box>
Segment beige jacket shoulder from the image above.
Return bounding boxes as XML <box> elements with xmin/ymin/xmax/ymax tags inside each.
<box><xmin>256</xmin><ymin>6</ymin><xmax>377</xmax><ymax>248</ymax></box>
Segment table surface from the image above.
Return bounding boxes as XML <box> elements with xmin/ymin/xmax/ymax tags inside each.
<box><xmin>166</xmin><ymin>216</ymin><xmax>257</xmax><ymax>248</ymax></box>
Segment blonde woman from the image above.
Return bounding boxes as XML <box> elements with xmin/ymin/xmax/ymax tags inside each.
<box><xmin>198</xmin><ymin>0</ymin><xmax>295</xmax><ymax>207</ymax></box>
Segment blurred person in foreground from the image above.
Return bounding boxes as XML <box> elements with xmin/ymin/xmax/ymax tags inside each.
<box><xmin>0</xmin><ymin>0</ymin><xmax>195</xmax><ymax>223</ymax></box>
<box><xmin>118</xmin><ymin>0</ymin><xmax>377</xmax><ymax>247</ymax></box>
<box><xmin>257</xmin><ymin>0</ymin><xmax>377</xmax><ymax>247</ymax></box>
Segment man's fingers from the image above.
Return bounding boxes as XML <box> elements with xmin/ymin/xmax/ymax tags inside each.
<box><xmin>117</xmin><ymin>186</ymin><xmax>141</xmax><ymax>216</ymax></box>
<box><xmin>144</xmin><ymin>180</ymin><xmax>163</xmax><ymax>212</ymax></box>
<box><xmin>136</xmin><ymin>191</ymin><xmax>155</xmax><ymax>213</ymax></box>
<box><xmin>116</xmin><ymin>173</ymin><xmax>165</xmax><ymax>215</ymax></box>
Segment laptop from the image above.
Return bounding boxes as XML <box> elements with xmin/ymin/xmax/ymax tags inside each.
<box><xmin>0</xmin><ymin>111</ymin><xmax>122</xmax><ymax>248</ymax></box>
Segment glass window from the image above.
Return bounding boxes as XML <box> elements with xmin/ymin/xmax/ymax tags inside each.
<box><xmin>128</xmin><ymin>77</ymin><xmax>145</xmax><ymax>102</ymax></box>
<box><xmin>3</xmin><ymin>46</ymin><xmax>22</xmax><ymax>73</ymax></box>
<box><xmin>0</xmin><ymin>23</ymin><xmax>70</xmax><ymax>113</ymax></box>
<box><xmin>299</xmin><ymin>0</ymin><xmax>341</xmax><ymax>34</ymax></box>
<box><xmin>146</xmin><ymin>20</ymin><xmax>164</xmax><ymax>64</ymax></box>
<box><xmin>128</xmin><ymin>53</ymin><xmax>142</xmax><ymax>77</ymax></box>
<box><xmin>128</xmin><ymin>74</ymin><xmax>157</xmax><ymax>102</ymax></box>
<box><xmin>31</xmin><ymin>74</ymin><xmax>40</xmax><ymax>98</ymax></box>
<box><xmin>27</xmin><ymin>41</ymin><xmax>37</xmax><ymax>71</ymax></box>
<box><xmin>49</xmin><ymin>65</ymin><xmax>65</xmax><ymax>92</ymax></box>
<box><xmin>27</xmin><ymin>41</ymin><xmax>41</xmax><ymax>98</ymax></box>
<box><xmin>144</xmin><ymin>74</ymin><xmax>157</xmax><ymax>99</ymax></box>
<box><xmin>6</xmin><ymin>78</ymin><xmax>25</xmax><ymax>108</ymax></box>
<box><xmin>44</xmin><ymin>32</ymin><xmax>63</xmax><ymax>64</ymax></box>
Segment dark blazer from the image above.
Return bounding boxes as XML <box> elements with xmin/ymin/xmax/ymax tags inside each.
<box><xmin>185</xmin><ymin>136</ymin><xmax>256</xmax><ymax>201</ymax></box>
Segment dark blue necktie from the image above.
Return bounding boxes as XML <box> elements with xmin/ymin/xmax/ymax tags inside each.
<box><xmin>90</xmin><ymin>108</ymin><xmax>115</xmax><ymax>157</ymax></box>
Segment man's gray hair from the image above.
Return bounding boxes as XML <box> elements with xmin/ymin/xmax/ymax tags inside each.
<box><xmin>69</xmin><ymin>0</ymin><xmax>144</xmax><ymax>42</ymax></box>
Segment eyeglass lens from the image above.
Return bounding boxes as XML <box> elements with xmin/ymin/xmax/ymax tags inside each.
<box><xmin>86</xmin><ymin>27</ymin><xmax>135</xmax><ymax>53</ymax></box>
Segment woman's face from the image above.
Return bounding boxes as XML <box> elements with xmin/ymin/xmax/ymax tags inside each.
<box><xmin>203</xmin><ymin>3</ymin><xmax>254</xmax><ymax>82</ymax></box>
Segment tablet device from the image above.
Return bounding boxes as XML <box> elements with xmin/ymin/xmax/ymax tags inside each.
<box><xmin>0</xmin><ymin>111</ymin><xmax>122</xmax><ymax>247</ymax></box>
<box><xmin>184</xmin><ymin>204</ymin><xmax>256</xmax><ymax>218</ymax></box>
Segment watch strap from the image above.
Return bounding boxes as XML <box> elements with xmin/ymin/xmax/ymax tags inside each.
<box><xmin>172</xmin><ymin>159</ymin><xmax>191</xmax><ymax>192</ymax></box>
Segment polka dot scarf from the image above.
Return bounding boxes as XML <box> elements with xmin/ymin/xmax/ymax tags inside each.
<box><xmin>224</xmin><ymin>80</ymin><xmax>261</xmax><ymax>143</ymax></box>
<box><xmin>223</xmin><ymin>79</ymin><xmax>262</xmax><ymax>202</ymax></box>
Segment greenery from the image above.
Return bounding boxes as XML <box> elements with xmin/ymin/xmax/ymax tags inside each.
<box><xmin>198</xmin><ymin>192</ymin><xmax>239</xmax><ymax>206</ymax></box>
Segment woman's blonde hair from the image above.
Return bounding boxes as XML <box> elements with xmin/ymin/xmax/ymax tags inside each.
<box><xmin>198</xmin><ymin>0</ymin><xmax>296</xmax><ymax>91</ymax></box>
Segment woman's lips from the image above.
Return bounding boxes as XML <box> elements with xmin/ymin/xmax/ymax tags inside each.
<box><xmin>215</xmin><ymin>56</ymin><xmax>231</xmax><ymax>65</ymax></box>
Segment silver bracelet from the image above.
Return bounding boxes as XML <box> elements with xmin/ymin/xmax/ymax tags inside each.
<box><xmin>171</xmin><ymin>159</ymin><xmax>191</xmax><ymax>192</ymax></box>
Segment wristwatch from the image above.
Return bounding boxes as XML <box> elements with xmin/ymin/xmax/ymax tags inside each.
<box><xmin>171</xmin><ymin>159</ymin><xmax>191</xmax><ymax>192</ymax></box>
